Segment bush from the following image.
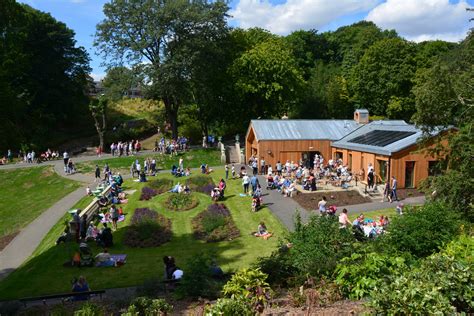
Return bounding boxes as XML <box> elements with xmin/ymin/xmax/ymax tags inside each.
<box><xmin>149</xmin><ymin>178</ymin><xmax>174</xmax><ymax>194</ymax></box>
<box><xmin>123</xmin><ymin>297</ymin><xmax>172</xmax><ymax>316</ymax></box>
<box><xmin>124</xmin><ymin>208</ymin><xmax>172</xmax><ymax>247</ymax></box>
<box><xmin>73</xmin><ymin>303</ymin><xmax>104</xmax><ymax>316</ymax></box>
<box><xmin>222</xmin><ymin>268</ymin><xmax>272</xmax><ymax>314</ymax></box>
<box><xmin>192</xmin><ymin>204</ymin><xmax>240</xmax><ymax>242</ymax></box>
<box><xmin>186</xmin><ymin>176</ymin><xmax>215</xmax><ymax>194</ymax></box>
<box><xmin>335</xmin><ymin>252</ymin><xmax>407</xmax><ymax>299</ymax></box>
<box><xmin>288</xmin><ymin>214</ymin><xmax>355</xmax><ymax>278</ymax></box>
<box><xmin>381</xmin><ymin>202</ymin><xmax>462</xmax><ymax>257</ymax></box>
<box><xmin>175</xmin><ymin>252</ymin><xmax>225</xmax><ymax>299</ymax></box>
<box><xmin>369</xmin><ymin>234</ymin><xmax>474</xmax><ymax>314</ymax></box>
<box><xmin>164</xmin><ymin>193</ymin><xmax>198</xmax><ymax>211</ymax></box>
<box><xmin>288</xmin><ymin>277</ymin><xmax>342</xmax><ymax>308</ymax></box>
<box><xmin>206</xmin><ymin>298</ymin><xmax>253</xmax><ymax>316</ymax></box>
<box><xmin>139</xmin><ymin>186</ymin><xmax>158</xmax><ymax>201</ymax></box>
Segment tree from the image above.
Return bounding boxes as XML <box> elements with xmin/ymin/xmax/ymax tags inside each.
<box><xmin>95</xmin><ymin>0</ymin><xmax>229</xmax><ymax>139</ymax></box>
<box><xmin>89</xmin><ymin>97</ymin><xmax>107</xmax><ymax>151</ymax></box>
<box><xmin>231</xmin><ymin>38</ymin><xmax>305</xmax><ymax>120</ymax></box>
<box><xmin>0</xmin><ymin>0</ymin><xmax>90</xmax><ymax>151</ymax></box>
<box><xmin>350</xmin><ymin>38</ymin><xmax>416</xmax><ymax>117</ymax></box>
<box><xmin>102</xmin><ymin>66</ymin><xmax>139</xmax><ymax>101</ymax></box>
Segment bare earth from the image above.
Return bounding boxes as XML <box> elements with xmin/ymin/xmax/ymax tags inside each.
<box><xmin>293</xmin><ymin>190</ymin><xmax>371</xmax><ymax>211</ymax></box>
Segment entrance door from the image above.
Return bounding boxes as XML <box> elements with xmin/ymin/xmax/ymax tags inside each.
<box><xmin>405</xmin><ymin>161</ymin><xmax>415</xmax><ymax>188</ymax></box>
<box><xmin>377</xmin><ymin>160</ymin><xmax>387</xmax><ymax>182</ymax></box>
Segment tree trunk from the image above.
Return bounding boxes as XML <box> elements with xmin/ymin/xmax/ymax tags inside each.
<box><xmin>163</xmin><ymin>97</ymin><xmax>179</xmax><ymax>140</ymax></box>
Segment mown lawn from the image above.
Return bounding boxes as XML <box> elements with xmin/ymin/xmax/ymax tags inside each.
<box><xmin>75</xmin><ymin>148</ymin><xmax>222</xmax><ymax>174</ymax></box>
<box><xmin>0</xmin><ymin>168</ymin><xmax>288</xmax><ymax>299</ymax></box>
<box><xmin>0</xmin><ymin>166</ymin><xmax>80</xmax><ymax>239</ymax></box>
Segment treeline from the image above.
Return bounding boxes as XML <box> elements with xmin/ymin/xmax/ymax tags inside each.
<box><xmin>0</xmin><ymin>0</ymin><xmax>92</xmax><ymax>152</ymax></box>
<box><xmin>1</xmin><ymin>0</ymin><xmax>472</xmax><ymax>152</ymax></box>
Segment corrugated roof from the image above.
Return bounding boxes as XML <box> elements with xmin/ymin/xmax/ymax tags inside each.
<box><xmin>332</xmin><ymin>121</ymin><xmax>435</xmax><ymax>156</ymax></box>
<box><xmin>250</xmin><ymin>120</ymin><xmax>361</xmax><ymax>141</ymax></box>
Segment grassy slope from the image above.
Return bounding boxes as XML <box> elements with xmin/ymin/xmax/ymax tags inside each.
<box><xmin>0</xmin><ymin>166</ymin><xmax>80</xmax><ymax>238</ymax></box>
<box><xmin>75</xmin><ymin>149</ymin><xmax>221</xmax><ymax>174</ymax></box>
<box><xmin>0</xmin><ymin>168</ymin><xmax>287</xmax><ymax>299</ymax></box>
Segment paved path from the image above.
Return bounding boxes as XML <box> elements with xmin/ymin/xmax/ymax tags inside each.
<box><xmin>256</xmin><ymin>173</ymin><xmax>425</xmax><ymax>231</ymax></box>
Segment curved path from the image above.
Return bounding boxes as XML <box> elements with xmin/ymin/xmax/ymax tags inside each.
<box><xmin>0</xmin><ymin>152</ymin><xmax>151</xmax><ymax>281</ymax></box>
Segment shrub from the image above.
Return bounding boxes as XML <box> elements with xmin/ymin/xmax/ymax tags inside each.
<box><xmin>175</xmin><ymin>252</ymin><xmax>225</xmax><ymax>299</ymax></box>
<box><xmin>73</xmin><ymin>303</ymin><xmax>104</xmax><ymax>316</ymax></box>
<box><xmin>192</xmin><ymin>203</ymin><xmax>240</xmax><ymax>242</ymax></box>
<box><xmin>124</xmin><ymin>208</ymin><xmax>172</xmax><ymax>247</ymax></box>
<box><xmin>139</xmin><ymin>186</ymin><xmax>157</xmax><ymax>201</ymax></box>
<box><xmin>288</xmin><ymin>277</ymin><xmax>342</xmax><ymax>308</ymax></box>
<box><xmin>123</xmin><ymin>297</ymin><xmax>172</xmax><ymax>316</ymax></box>
<box><xmin>381</xmin><ymin>202</ymin><xmax>462</xmax><ymax>257</ymax></box>
<box><xmin>222</xmin><ymin>268</ymin><xmax>272</xmax><ymax>313</ymax></box>
<box><xmin>288</xmin><ymin>214</ymin><xmax>355</xmax><ymax>278</ymax></box>
<box><xmin>186</xmin><ymin>176</ymin><xmax>215</xmax><ymax>194</ymax></box>
<box><xmin>206</xmin><ymin>298</ymin><xmax>253</xmax><ymax>316</ymax></box>
<box><xmin>164</xmin><ymin>193</ymin><xmax>198</xmax><ymax>211</ymax></box>
<box><xmin>334</xmin><ymin>252</ymin><xmax>407</xmax><ymax>299</ymax></box>
<box><xmin>369</xmin><ymin>234</ymin><xmax>474</xmax><ymax>314</ymax></box>
<box><xmin>149</xmin><ymin>178</ymin><xmax>174</xmax><ymax>194</ymax></box>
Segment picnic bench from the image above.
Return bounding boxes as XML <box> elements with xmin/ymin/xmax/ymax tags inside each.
<box><xmin>69</xmin><ymin>184</ymin><xmax>113</xmax><ymax>235</ymax></box>
<box><xmin>19</xmin><ymin>290</ymin><xmax>105</xmax><ymax>306</ymax></box>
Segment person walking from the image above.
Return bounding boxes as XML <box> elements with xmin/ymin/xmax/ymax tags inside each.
<box><xmin>242</xmin><ymin>174</ymin><xmax>250</xmax><ymax>194</ymax></box>
<box><xmin>260</xmin><ymin>157</ymin><xmax>265</xmax><ymax>175</ymax></box>
<box><xmin>225</xmin><ymin>164</ymin><xmax>229</xmax><ymax>180</ymax></box>
<box><xmin>95</xmin><ymin>165</ymin><xmax>101</xmax><ymax>182</ymax></box>
<box><xmin>391</xmin><ymin>176</ymin><xmax>398</xmax><ymax>202</ymax></box>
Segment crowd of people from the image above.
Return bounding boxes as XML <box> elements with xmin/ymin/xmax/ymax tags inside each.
<box><xmin>154</xmin><ymin>136</ymin><xmax>188</xmax><ymax>154</ymax></box>
<box><xmin>109</xmin><ymin>140</ymin><xmax>142</xmax><ymax>157</ymax></box>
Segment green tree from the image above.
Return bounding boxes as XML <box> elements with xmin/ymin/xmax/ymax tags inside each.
<box><xmin>89</xmin><ymin>97</ymin><xmax>108</xmax><ymax>151</ymax></box>
<box><xmin>95</xmin><ymin>0</ymin><xmax>229</xmax><ymax>139</ymax></box>
<box><xmin>231</xmin><ymin>38</ymin><xmax>305</xmax><ymax>120</ymax></box>
<box><xmin>102</xmin><ymin>66</ymin><xmax>139</xmax><ymax>101</ymax></box>
<box><xmin>350</xmin><ymin>38</ymin><xmax>416</xmax><ymax>117</ymax></box>
<box><xmin>0</xmin><ymin>0</ymin><xmax>90</xmax><ymax>151</ymax></box>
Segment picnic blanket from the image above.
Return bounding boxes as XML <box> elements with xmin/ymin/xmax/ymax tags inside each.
<box><xmin>99</xmin><ymin>214</ymin><xmax>125</xmax><ymax>223</ymax></box>
<box><xmin>96</xmin><ymin>254</ymin><xmax>127</xmax><ymax>267</ymax></box>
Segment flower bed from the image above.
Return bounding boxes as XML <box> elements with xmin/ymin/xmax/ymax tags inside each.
<box><xmin>149</xmin><ymin>178</ymin><xmax>174</xmax><ymax>194</ymax></box>
<box><xmin>186</xmin><ymin>176</ymin><xmax>215</xmax><ymax>194</ymax></box>
<box><xmin>139</xmin><ymin>187</ymin><xmax>158</xmax><ymax>201</ymax></box>
<box><xmin>164</xmin><ymin>193</ymin><xmax>199</xmax><ymax>211</ymax></box>
<box><xmin>123</xmin><ymin>208</ymin><xmax>172</xmax><ymax>248</ymax></box>
<box><xmin>192</xmin><ymin>203</ymin><xmax>240</xmax><ymax>242</ymax></box>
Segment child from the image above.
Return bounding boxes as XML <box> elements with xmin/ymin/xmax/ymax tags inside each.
<box><xmin>231</xmin><ymin>164</ymin><xmax>236</xmax><ymax>179</ymax></box>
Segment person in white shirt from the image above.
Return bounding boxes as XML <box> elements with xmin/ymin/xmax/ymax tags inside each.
<box><xmin>242</xmin><ymin>174</ymin><xmax>250</xmax><ymax>194</ymax></box>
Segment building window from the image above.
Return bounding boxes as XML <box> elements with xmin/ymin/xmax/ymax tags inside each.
<box><xmin>335</xmin><ymin>151</ymin><xmax>343</xmax><ymax>160</ymax></box>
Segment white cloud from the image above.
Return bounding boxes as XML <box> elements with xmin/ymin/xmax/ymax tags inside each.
<box><xmin>230</xmin><ymin>0</ymin><xmax>381</xmax><ymax>34</ymax></box>
<box><xmin>90</xmin><ymin>73</ymin><xmax>105</xmax><ymax>81</ymax></box>
<box><xmin>367</xmin><ymin>0</ymin><xmax>471</xmax><ymax>42</ymax></box>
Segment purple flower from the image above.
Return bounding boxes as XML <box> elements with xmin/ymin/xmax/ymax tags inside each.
<box><xmin>139</xmin><ymin>187</ymin><xmax>157</xmax><ymax>201</ymax></box>
<box><xmin>131</xmin><ymin>207</ymin><xmax>159</xmax><ymax>225</ymax></box>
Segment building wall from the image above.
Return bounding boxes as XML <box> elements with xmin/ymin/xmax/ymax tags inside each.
<box><xmin>331</xmin><ymin>148</ymin><xmax>389</xmax><ymax>183</ymax></box>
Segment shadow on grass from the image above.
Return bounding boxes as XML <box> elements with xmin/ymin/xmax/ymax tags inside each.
<box><xmin>0</xmin><ymin>228</ymin><xmax>246</xmax><ymax>300</ymax></box>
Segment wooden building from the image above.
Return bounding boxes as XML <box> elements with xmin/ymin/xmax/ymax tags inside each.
<box><xmin>245</xmin><ymin>110</ymin><xmax>448</xmax><ymax>189</ymax></box>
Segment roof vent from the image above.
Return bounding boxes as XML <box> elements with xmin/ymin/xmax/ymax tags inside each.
<box><xmin>354</xmin><ymin>109</ymin><xmax>369</xmax><ymax>124</ymax></box>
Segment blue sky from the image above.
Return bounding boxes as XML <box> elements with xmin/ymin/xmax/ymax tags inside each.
<box><xmin>18</xmin><ymin>0</ymin><xmax>474</xmax><ymax>80</ymax></box>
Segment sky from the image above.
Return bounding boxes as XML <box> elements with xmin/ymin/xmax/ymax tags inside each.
<box><xmin>18</xmin><ymin>0</ymin><xmax>474</xmax><ymax>80</ymax></box>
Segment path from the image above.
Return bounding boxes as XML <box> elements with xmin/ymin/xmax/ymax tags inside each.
<box><xmin>256</xmin><ymin>173</ymin><xmax>425</xmax><ymax>231</ymax></box>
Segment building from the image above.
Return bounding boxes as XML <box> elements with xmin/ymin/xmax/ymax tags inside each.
<box><xmin>245</xmin><ymin>109</ymin><xmax>449</xmax><ymax>188</ymax></box>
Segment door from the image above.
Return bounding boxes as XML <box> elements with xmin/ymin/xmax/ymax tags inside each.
<box><xmin>405</xmin><ymin>161</ymin><xmax>415</xmax><ymax>188</ymax></box>
<box><xmin>377</xmin><ymin>160</ymin><xmax>387</xmax><ymax>182</ymax></box>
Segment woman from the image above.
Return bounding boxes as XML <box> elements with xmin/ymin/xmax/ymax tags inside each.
<box><xmin>242</xmin><ymin>174</ymin><xmax>250</xmax><ymax>194</ymax></box>
<box><xmin>338</xmin><ymin>208</ymin><xmax>351</xmax><ymax>228</ymax></box>
<box><xmin>254</xmin><ymin>222</ymin><xmax>272</xmax><ymax>240</ymax></box>
<box><xmin>382</xmin><ymin>181</ymin><xmax>392</xmax><ymax>202</ymax></box>
<box><xmin>318</xmin><ymin>196</ymin><xmax>327</xmax><ymax>215</ymax></box>
<box><xmin>72</xmin><ymin>276</ymin><xmax>90</xmax><ymax>301</ymax></box>
<box><xmin>110</xmin><ymin>205</ymin><xmax>119</xmax><ymax>230</ymax></box>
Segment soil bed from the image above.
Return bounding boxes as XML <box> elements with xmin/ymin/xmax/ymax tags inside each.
<box><xmin>293</xmin><ymin>190</ymin><xmax>371</xmax><ymax>210</ymax></box>
<box><xmin>0</xmin><ymin>232</ymin><xmax>19</xmax><ymax>251</ymax></box>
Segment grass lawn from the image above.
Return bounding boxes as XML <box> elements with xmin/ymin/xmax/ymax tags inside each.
<box><xmin>348</xmin><ymin>208</ymin><xmax>398</xmax><ymax>221</ymax></box>
<box><xmin>0</xmin><ymin>168</ymin><xmax>288</xmax><ymax>300</ymax></box>
<box><xmin>0</xmin><ymin>166</ymin><xmax>80</xmax><ymax>240</ymax></box>
<box><xmin>75</xmin><ymin>148</ymin><xmax>222</xmax><ymax>174</ymax></box>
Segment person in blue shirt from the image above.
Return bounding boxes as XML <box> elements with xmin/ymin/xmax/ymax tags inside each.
<box><xmin>72</xmin><ymin>276</ymin><xmax>90</xmax><ymax>301</ymax></box>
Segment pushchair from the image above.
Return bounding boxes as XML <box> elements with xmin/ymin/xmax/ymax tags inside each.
<box><xmin>251</xmin><ymin>196</ymin><xmax>262</xmax><ymax>212</ymax></box>
<box><xmin>79</xmin><ymin>242</ymin><xmax>94</xmax><ymax>267</ymax></box>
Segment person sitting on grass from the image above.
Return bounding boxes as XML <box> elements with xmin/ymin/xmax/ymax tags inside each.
<box><xmin>95</xmin><ymin>248</ymin><xmax>116</xmax><ymax>267</ymax></box>
<box><xmin>72</xmin><ymin>276</ymin><xmax>90</xmax><ymax>301</ymax></box>
<box><xmin>86</xmin><ymin>223</ymin><xmax>98</xmax><ymax>241</ymax></box>
<box><xmin>211</xmin><ymin>187</ymin><xmax>221</xmax><ymax>201</ymax></box>
<box><xmin>218</xmin><ymin>179</ymin><xmax>226</xmax><ymax>198</ymax></box>
<box><xmin>254</xmin><ymin>221</ymin><xmax>273</xmax><ymax>240</ymax></box>
<box><xmin>139</xmin><ymin>170</ymin><xmax>147</xmax><ymax>182</ymax></box>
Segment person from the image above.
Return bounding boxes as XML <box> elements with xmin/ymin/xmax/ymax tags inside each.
<box><xmin>218</xmin><ymin>179</ymin><xmax>226</xmax><ymax>198</ymax></box>
<box><xmin>211</xmin><ymin>187</ymin><xmax>221</xmax><ymax>201</ymax></box>
<box><xmin>110</xmin><ymin>205</ymin><xmax>119</xmax><ymax>230</ymax></box>
<box><xmin>250</xmin><ymin>174</ymin><xmax>259</xmax><ymax>194</ymax></box>
<box><xmin>97</xmin><ymin>223</ymin><xmax>113</xmax><ymax>247</ymax></box>
<box><xmin>367</xmin><ymin>170</ymin><xmax>375</xmax><ymax>191</ymax></box>
<box><xmin>63</xmin><ymin>151</ymin><xmax>69</xmax><ymax>169</ymax></box>
<box><xmin>396</xmin><ymin>203</ymin><xmax>404</xmax><ymax>215</ymax></box>
<box><xmin>200</xmin><ymin>163</ymin><xmax>206</xmax><ymax>174</ymax></box>
<box><xmin>80</xmin><ymin>215</ymin><xmax>88</xmax><ymax>240</ymax></box>
<box><xmin>318</xmin><ymin>196</ymin><xmax>327</xmax><ymax>215</ymax></box>
<box><xmin>260</xmin><ymin>157</ymin><xmax>265</xmax><ymax>175</ymax></box>
<box><xmin>382</xmin><ymin>181</ymin><xmax>392</xmax><ymax>202</ymax></box>
<box><xmin>231</xmin><ymin>164</ymin><xmax>236</xmax><ymax>179</ymax></box>
<box><xmin>72</xmin><ymin>276</ymin><xmax>90</xmax><ymax>301</ymax></box>
<box><xmin>86</xmin><ymin>186</ymin><xmax>92</xmax><ymax>196</ymax></box>
<box><xmin>276</xmin><ymin>161</ymin><xmax>282</xmax><ymax>176</ymax></box>
<box><xmin>139</xmin><ymin>170</ymin><xmax>147</xmax><ymax>182</ymax></box>
<box><xmin>338</xmin><ymin>208</ymin><xmax>351</xmax><ymax>228</ymax></box>
<box><xmin>95</xmin><ymin>165</ymin><xmax>100</xmax><ymax>182</ymax></box>
<box><xmin>86</xmin><ymin>223</ymin><xmax>98</xmax><ymax>241</ymax></box>
<box><xmin>391</xmin><ymin>176</ymin><xmax>398</xmax><ymax>202</ymax></box>
<box><xmin>210</xmin><ymin>260</ymin><xmax>224</xmax><ymax>278</ymax></box>
<box><xmin>254</xmin><ymin>222</ymin><xmax>272</xmax><ymax>240</ymax></box>
<box><xmin>225</xmin><ymin>164</ymin><xmax>229</xmax><ymax>180</ymax></box>
<box><xmin>163</xmin><ymin>256</ymin><xmax>176</xmax><ymax>279</ymax></box>
<box><xmin>242</xmin><ymin>174</ymin><xmax>250</xmax><ymax>194</ymax></box>
<box><xmin>252</xmin><ymin>159</ymin><xmax>258</xmax><ymax>175</ymax></box>
<box><xmin>95</xmin><ymin>248</ymin><xmax>116</xmax><ymax>267</ymax></box>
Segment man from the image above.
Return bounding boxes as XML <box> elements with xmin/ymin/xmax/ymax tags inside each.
<box><xmin>250</xmin><ymin>175</ymin><xmax>259</xmax><ymax>194</ymax></box>
<box><xmin>391</xmin><ymin>176</ymin><xmax>398</xmax><ymax>202</ymax></box>
<box><xmin>63</xmin><ymin>151</ymin><xmax>69</xmax><ymax>168</ymax></box>
<box><xmin>252</xmin><ymin>160</ymin><xmax>258</xmax><ymax>176</ymax></box>
<box><xmin>95</xmin><ymin>165</ymin><xmax>101</xmax><ymax>182</ymax></box>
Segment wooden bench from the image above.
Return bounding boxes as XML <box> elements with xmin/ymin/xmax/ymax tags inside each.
<box><xmin>69</xmin><ymin>184</ymin><xmax>113</xmax><ymax>235</ymax></box>
<box><xmin>19</xmin><ymin>290</ymin><xmax>105</xmax><ymax>306</ymax></box>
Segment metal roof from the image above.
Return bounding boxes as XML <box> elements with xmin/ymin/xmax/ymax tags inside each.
<box><xmin>332</xmin><ymin>120</ymin><xmax>436</xmax><ymax>156</ymax></box>
<box><xmin>249</xmin><ymin>120</ymin><xmax>361</xmax><ymax>141</ymax></box>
